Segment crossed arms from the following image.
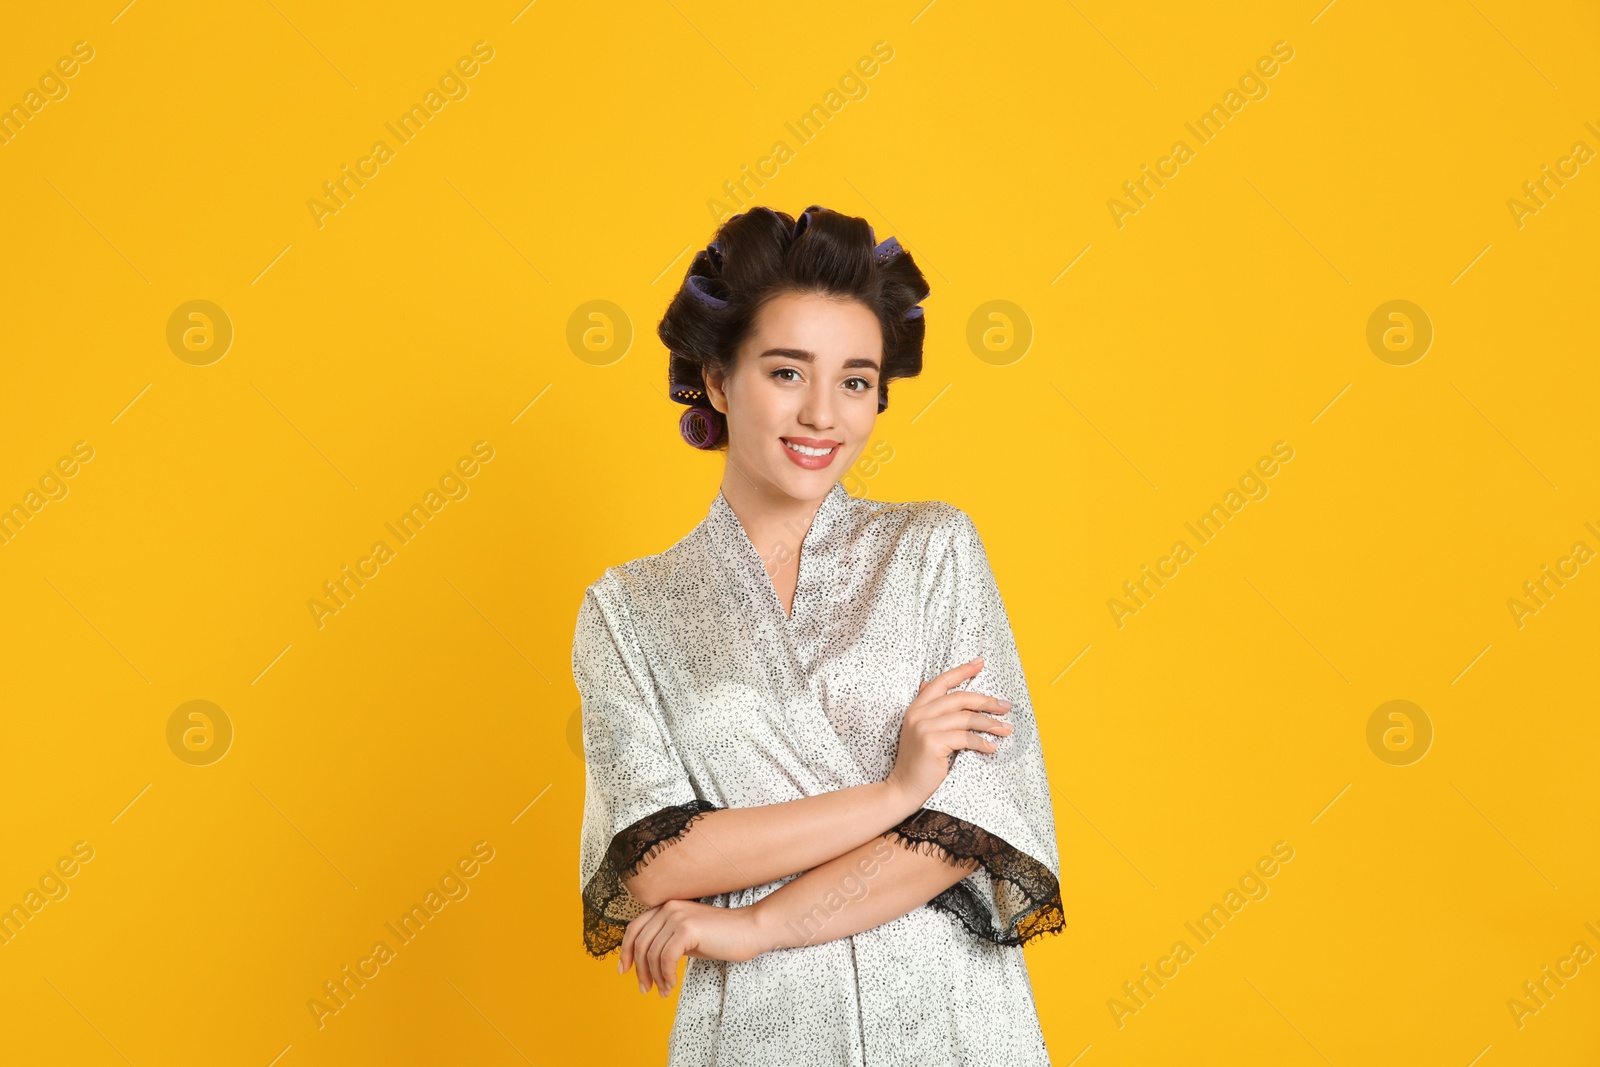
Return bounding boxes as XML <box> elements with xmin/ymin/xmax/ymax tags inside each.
<box><xmin>617</xmin><ymin>778</ymin><xmax>981</xmax><ymax>996</ymax></box>
<box><xmin>593</xmin><ymin>512</ymin><xmax>1071</xmax><ymax>993</ymax></box>
<box><xmin>613</xmin><ymin>653</ymin><xmax>1019</xmax><ymax>995</ymax></box>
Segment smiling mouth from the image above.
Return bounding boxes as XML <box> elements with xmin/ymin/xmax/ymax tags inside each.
<box><xmin>783</xmin><ymin>440</ymin><xmax>837</xmax><ymax>457</ymax></box>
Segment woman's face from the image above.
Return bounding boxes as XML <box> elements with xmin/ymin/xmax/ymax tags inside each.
<box><xmin>706</xmin><ymin>289</ymin><xmax>882</xmax><ymax>503</ymax></box>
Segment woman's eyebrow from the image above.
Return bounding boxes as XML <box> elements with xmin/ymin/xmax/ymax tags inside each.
<box><xmin>759</xmin><ymin>347</ymin><xmax>881</xmax><ymax>371</ymax></box>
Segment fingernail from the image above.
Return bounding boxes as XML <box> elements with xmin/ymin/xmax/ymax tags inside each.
<box><xmin>617</xmin><ymin>959</ymin><xmax>624</xmax><ymax>973</ymax></box>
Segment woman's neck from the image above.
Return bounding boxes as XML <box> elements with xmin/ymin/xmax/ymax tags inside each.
<box><xmin>720</xmin><ymin>474</ymin><xmax>832</xmax><ymax>587</ymax></box>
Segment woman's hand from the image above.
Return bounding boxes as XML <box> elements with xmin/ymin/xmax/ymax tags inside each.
<box><xmin>618</xmin><ymin>898</ymin><xmax>766</xmax><ymax>997</ymax></box>
<box><xmin>884</xmin><ymin>657</ymin><xmax>1012</xmax><ymax>808</ymax></box>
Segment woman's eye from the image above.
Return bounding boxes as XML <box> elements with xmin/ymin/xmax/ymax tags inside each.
<box><xmin>770</xmin><ymin>369</ymin><xmax>873</xmax><ymax>391</ymax></box>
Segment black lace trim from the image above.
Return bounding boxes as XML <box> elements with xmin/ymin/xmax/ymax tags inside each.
<box><xmin>883</xmin><ymin>808</ymin><xmax>1065</xmax><ymax>948</ymax></box>
<box><xmin>582</xmin><ymin>799</ymin><xmax>723</xmax><ymax>958</ymax></box>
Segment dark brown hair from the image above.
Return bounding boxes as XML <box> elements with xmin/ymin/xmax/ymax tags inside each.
<box><xmin>656</xmin><ymin>204</ymin><xmax>930</xmax><ymax>451</ymax></box>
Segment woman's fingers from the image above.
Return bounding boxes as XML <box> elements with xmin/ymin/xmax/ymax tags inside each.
<box><xmin>933</xmin><ymin>697</ymin><xmax>1012</xmax><ymax>721</ymax></box>
<box><xmin>618</xmin><ymin>904</ymin><xmax>657</xmax><ymax>976</ymax></box>
<box><xmin>914</xmin><ymin>658</ymin><xmax>985</xmax><ymax>705</ymax></box>
<box><xmin>961</xmin><ymin>710</ymin><xmax>1014</xmax><ymax>735</ymax></box>
<box><xmin>630</xmin><ymin>908</ymin><xmax>672</xmax><ymax>993</ymax></box>
<box><xmin>651</xmin><ymin>926</ymin><xmax>688</xmax><ymax>997</ymax></box>
<box><xmin>904</xmin><ymin>696</ymin><xmax>1016</xmax><ymax>757</ymax></box>
<box><xmin>921</xmin><ymin>697</ymin><xmax>1004</xmax><ymax>729</ymax></box>
<box><xmin>630</xmin><ymin>920</ymin><xmax>655</xmax><ymax>991</ymax></box>
<box><xmin>647</xmin><ymin>917</ymin><xmax>673</xmax><ymax>995</ymax></box>
<box><xmin>921</xmin><ymin>690</ymin><xmax>1012</xmax><ymax>724</ymax></box>
<box><xmin>951</xmin><ymin>731</ymin><xmax>997</xmax><ymax>753</ymax></box>
<box><xmin>906</xmin><ymin>692</ymin><xmax>1010</xmax><ymax>734</ymax></box>
<box><xmin>929</xmin><ymin>711</ymin><xmax>1015</xmax><ymax>754</ymax></box>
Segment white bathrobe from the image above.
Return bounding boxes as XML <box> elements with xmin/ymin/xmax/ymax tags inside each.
<box><xmin>576</xmin><ymin>479</ymin><xmax>1063</xmax><ymax>1065</ymax></box>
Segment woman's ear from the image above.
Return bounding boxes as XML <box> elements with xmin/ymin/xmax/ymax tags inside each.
<box><xmin>704</xmin><ymin>366</ymin><xmax>729</xmax><ymax>414</ymax></box>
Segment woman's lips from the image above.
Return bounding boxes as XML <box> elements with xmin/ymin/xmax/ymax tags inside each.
<box><xmin>781</xmin><ymin>437</ymin><xmax>839</xmax><ymax>470</ymax></box>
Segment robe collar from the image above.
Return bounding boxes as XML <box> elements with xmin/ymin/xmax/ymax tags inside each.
<box><xmin>705</xmin><ymin>480</ymin><xmax>852</xmax><ymax>622</ymax></box>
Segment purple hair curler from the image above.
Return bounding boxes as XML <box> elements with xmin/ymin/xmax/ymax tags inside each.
<box><xmin>679</xmin><ymin>406</ymin><xmax>722</xmax><ymax>449</ymax></box>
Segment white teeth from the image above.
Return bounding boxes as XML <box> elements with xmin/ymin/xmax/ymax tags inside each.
<box><xmin>785</xmin><ymin>441</ymin><xmax>835</xmax><ymax>457</ymax></box>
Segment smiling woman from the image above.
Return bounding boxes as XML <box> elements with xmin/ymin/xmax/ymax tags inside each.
<box><xmin>658</xmin><ymin>206</ymin><xmax>927</xmax><ymax>604</ymax></box>
<box><xmin>575</xmin><ymin>205</ymin><xmax>1064</xmax><ymax>1065</ymax></box>
<box><xmin>659</xmin><ymin>205</ymin><xmax>926</xmax><ymax>449</ymax></box>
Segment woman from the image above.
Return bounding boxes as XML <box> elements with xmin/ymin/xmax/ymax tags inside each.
<box><xmin>576</xmin><ymin>205</ymin><xmax>1064</xmax><ymax>1065</ymax></box>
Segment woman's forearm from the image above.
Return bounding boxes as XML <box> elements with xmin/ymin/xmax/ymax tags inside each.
<box><xmin>746</xmin><ymin>833</ymin><xmax>978</xmax><ymax>951</ymax></box>
<box><xmin>623</xmin><ymin>781</ymin><xmax>923</xmax><ymax>908</ymax></box>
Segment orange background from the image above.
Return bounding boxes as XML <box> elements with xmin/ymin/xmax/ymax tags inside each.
<box><xmin>2</xmin><ymin>1</ymin><xmax>1597</xmax><ymax>1063</ymax></box>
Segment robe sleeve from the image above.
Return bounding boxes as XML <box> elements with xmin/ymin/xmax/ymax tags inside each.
<box><xmin>575</xmin><ymin>578</ymin><xmax>720</xmax><ymax>958</ymax></box>
<box><xmin>883</xmin><ymin>507</ymin><xmax>1066</xmax><ymax>948</ymax></box>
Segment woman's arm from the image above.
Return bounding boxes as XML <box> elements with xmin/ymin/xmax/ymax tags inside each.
<box><xmin>621</xmin><ymin>831</ymin><xmax>980</xmax><ymax>995</ymax></box>
<box><xmin>621</xmin><ymin>779</ymin><xmax>921</xmax><ymax>908</ymax></box>
<box><xmin>622</xmin><ymin>657</ymin><xmax>1008</xmax><ymax>909</ymax></box>
<box><xmin>749</xmin><ymin>831</ymin><xmax>978</xmax><ymax>950</ymax></box>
